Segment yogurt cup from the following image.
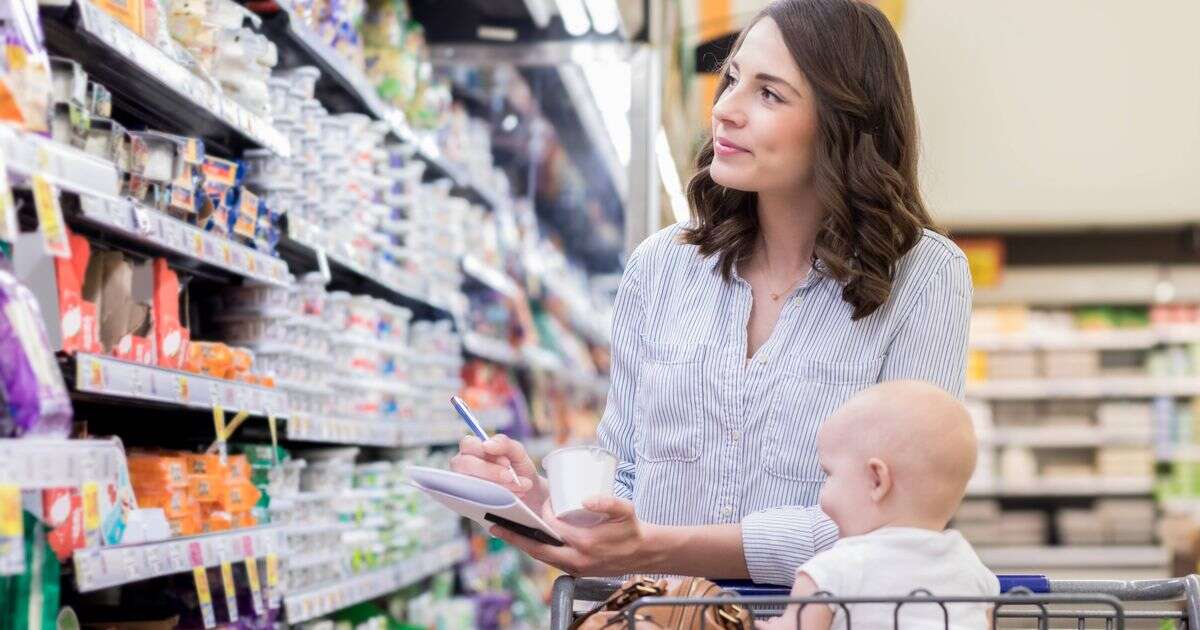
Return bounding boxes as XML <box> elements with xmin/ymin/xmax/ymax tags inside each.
<box><xmin>543</xmin><ymin>446</ymin><xmax>618</xmax><ymax>526</ymax></box>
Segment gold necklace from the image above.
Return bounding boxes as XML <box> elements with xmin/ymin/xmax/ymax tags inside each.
<box><xmin>760</xmin><ymin>236</ymin><xmax>805</xmax><ymax>301</ymax></box>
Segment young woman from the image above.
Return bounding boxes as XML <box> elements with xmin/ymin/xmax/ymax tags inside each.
<box><xmin>451</xmin><ymin>0</ymin><xmax>972</xmax><ymax>586</ymax></box>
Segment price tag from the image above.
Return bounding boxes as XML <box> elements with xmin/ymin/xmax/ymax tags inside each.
<box><xmin>85</xmin><ymin>357</ymin><xmax>104</xmax><ymax>391</ymax></box>
<box><xmin>221</xmin><ymin>242</ymin><xmax>231</xmax><ymax>265</ymax></box>
<box><xmin>0</xmin><ymin>484</ymin><xmax>23</xmax><ymax>576</ymax></box>
<box><xmin>315</xmin><ymin>246</ymin><xmax>331</xmax><ymax>283</ymax></box>
<box><xmin>0</xmin><ymin>153</ymin><xmax>15</xmax><ymax>244</ymax></box>
<box><xmin>244</xmin><ymin>555</ymin><xmax>265</xmax><ymax>615</ymax></box>
<box><xmin>265</xmin><ymin>553</ymin><xmax>280</xmax><ymax>609</ymax></box>
<box><xmin>220</xmin><ymin>561</ymin><xmax>239</xmax><ymax>621</ymax></box>
<box><xmin>193</xmin><ymin>566</ymin><xmax>217</xmax><ymax>628</ymax></box>
<box><xmin>267</xmin><ymin>414</ymin><xmax>279</xmax><ymax>464</ymax></box>
<box><xmin>192</xmin><ymin>232</ymin><xmax>204</xmax><ymax>257</ymax></box>
<box><xmin>246</xmin><ymin>254</ymin><xmax>257</xmax><ymax>275</ymax></box>
<box><xmin>32</xmin><ymin>174</ymin><xmax>69</xmax><ymax>257</ymax></box>
<box><xmin>81</xmin><ymin>482</ymin><xmax>101</xmax><ymax>547</ymax></box>
<box><xmin>132</xmin><ymin>204</ymin><xmax>152</xmax><ymax>236</ymax></box>
<box><xmin>177</xmin><ymin>375</ymin><xmax>190</xmax><ymax>403</ymax></box>
<box><xmin>212</xmin><ymin>405</ymin><xmax>227</xmax><ymax>463</ymax></box>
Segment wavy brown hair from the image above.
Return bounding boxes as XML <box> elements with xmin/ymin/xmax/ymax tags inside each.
<box><xmin>681</xmin><ymin>0</ymin><xmax>937</xmax><ymax>320</ymax></box>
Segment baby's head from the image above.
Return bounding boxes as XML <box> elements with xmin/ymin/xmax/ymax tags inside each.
<box><xmin>817</xmin><ymin>380</ymin><xmax>977</xmax><ymax>537</ymax></box>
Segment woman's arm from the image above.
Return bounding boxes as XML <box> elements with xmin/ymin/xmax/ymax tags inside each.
<box><xmin>878</xmin><ymin>253</ymin><xmax>973</xmax><ymax>394</ymax></box>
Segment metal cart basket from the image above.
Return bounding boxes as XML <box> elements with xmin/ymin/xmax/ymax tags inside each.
<box><xmin>550</xmin><ymin>574</ymin><xmax>1200</xmax><ymax>629</ymax></box>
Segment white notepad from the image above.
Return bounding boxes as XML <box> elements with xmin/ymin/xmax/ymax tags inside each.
<box><xmin>406</xmin><ymin>465</ymin><xmax>565</xmax><ymax>546</ymax></box>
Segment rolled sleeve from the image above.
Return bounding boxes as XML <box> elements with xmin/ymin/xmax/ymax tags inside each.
<box><xmin>597</xmin><ymin>246</ymin><xmax>648</xmax><ymax>502</ymax></box>
<box><xmin>879</xmin><ymin>254</ymin><xmax>973</xmax><ymax>396</ymax></box>
<box><xmin>741</xmin><ymin>505</ymin><xmax>840</xmax><ymax>586</ymax></box>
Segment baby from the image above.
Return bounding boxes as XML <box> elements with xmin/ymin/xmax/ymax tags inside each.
<box><xmin>762</xmin><ymin>380</ymin><xmax>997</xmax><ymax>630</ymax></box>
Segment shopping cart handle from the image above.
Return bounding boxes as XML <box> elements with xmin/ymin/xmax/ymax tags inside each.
<box><xmin>998</xmin><ymin>574</ymin><xmax>1050</xmax><ymax>593</ymax></box>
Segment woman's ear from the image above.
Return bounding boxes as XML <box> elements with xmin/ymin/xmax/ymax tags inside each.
<box><xmin>867</xmin><ymin>457</ymin><xmax>892</xmax><ymax>503</ymax></box>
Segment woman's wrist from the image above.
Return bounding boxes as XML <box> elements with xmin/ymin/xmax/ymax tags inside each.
<box><xmin>636</xmin><ymin>523</ymin><xmax>678</xmax><ymax>574</ymax></box>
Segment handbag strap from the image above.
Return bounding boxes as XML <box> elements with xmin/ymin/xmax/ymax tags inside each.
<box><xmin>567</xmin><ymin>579</ymin><xmax>665</xmax><ymax>630</ymax></box>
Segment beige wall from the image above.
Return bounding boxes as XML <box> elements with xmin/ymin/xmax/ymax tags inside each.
<box><xmin>902</xmin><ymin>0</ymin><xmax>1200</xmax><ymax>231</ymax></box>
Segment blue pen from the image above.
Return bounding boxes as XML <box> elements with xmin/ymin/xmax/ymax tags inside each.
<box><xmin>451</xmin><ymin>396</ymin><xmax>522</xmax><ymax>486</ymax></box>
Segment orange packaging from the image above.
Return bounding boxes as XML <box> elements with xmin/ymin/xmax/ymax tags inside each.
<box><xmin>185</xmin><ymin>453</ymin><xmax>228</xmax><ymax>478</ymax></box>
<box><xmin>201</xmin><ymin>506</ymin><xmax>233</xmax><ymax>532</ymax></box>
<box><xmin>233</xmin><ymin>511</ymin><xmax>257</xmax><ymax>529</ymax></box>
<box><xmin>127</xmin><ymin>455</ymin><xmax>188</xmax><ymax>488</ymax></box>
<box><xmin>168</xmin><ymin>510</ymin><xmax>200</xmax><ymax>537</ymax></box>
<box><xmin>188</xmin><ymin>474</ymin><xmax>225</xmax><ymax>503</ymax></box>
<box><xmin>133</xmin><ymin>487</ymin><xmax>191</xmax><ymax>518</ymax></box>
<box><xmin>225</xmin><ymin>455</ymin><xmax>250</xmax><ymax>481</ymax></box>
<box><xmin>230</xmin><ymin>346</ymin><xmax>253</xmax><ymax>377</ymax></box>
<box><xmin>54</xmin><ymin>231</ymin><xmax>102</xmax><ymax>354</ymax></box>
<box><xmin>216</xmin><ymin>480</ymin><xmax>260</xmax><ymax>513</ymax></box>
<box><xmin>92</xmin><ymin>0</ymin><xmax>145</xmax><ymax>40</ymax></box>
<box><xmin>186</xmin><ymin>341</ymin><xmax>234</xmax><ymax>379</ymax></box>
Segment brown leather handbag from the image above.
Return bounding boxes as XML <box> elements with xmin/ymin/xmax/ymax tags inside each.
<box><xmin>569</xmin><ymin>576</ymin><xmax>754</xmax><ymax>630</ymax></box>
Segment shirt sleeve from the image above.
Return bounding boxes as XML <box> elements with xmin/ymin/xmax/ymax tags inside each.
<box><xmin>741</xmin><ymin>505</ymin><xmax>840</xmax><ymax>586</ymax></box>
<box><xmin>879</xmin><ymin>254</ymin><xmax>973</xmax><ymax>396</ymax></box>
<box><xmin>596</xmin><ymin>245</ymin><xmax>649</xmax><ymax>501</ymax></box>
<box><xmin>797</xmin><ymin>544</ymin><xmax>856</xmax><ymax>597</ymax></box>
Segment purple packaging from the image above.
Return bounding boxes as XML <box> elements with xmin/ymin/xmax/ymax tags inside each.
<box><xmin>0</xmin><ymin>270</ymin><xmax>72</xmax><ymax>437</ymax></box>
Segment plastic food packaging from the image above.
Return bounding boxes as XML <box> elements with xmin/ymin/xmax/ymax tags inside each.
<box><xmin>0</xmin><ymin>270</ymin><xmax>73</xmax><ymax>437</ymax></box>
<box><xmin>153</xmin><ymin>258</ymin><xmax>189</xmax><ymax>369</ymax></box>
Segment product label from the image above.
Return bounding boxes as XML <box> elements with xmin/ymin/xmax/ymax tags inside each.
<box><xmin>193</xmin><ymin>566</ymin><xmax>217</xmax><ymax>628</ymax></box>
<box><xmin>0</xmin><ymin>484</ymin><xmax>23</xmax><ymax>576</ymax></box>
<box><xmin>81</xmin><ymin>481</ymin><xmax>101</xmax><ymax>547</ymax></box>
<box><xmin>220</xmin><ymin>561</ymin><xmax>239</xmax><ymax>621</ymax></box>
<box><xmin>184</xmin><ymin>138</ymin><xmax>203</xmax><ymax>165</ymax></box>
<box><xmin>265</xmin><ymin>553</ymin><xmax>280</xmax><ymax>609</ymax></box>
<box><xmin>233</xmin><ymin>189</ymin><xmax>258</xmax><ymax>238</ymax></box>
<box><xmin>245</xmin><ymin>556</ymin><xmax>264</xmax><ymax>615</ymax></box>
<box><xmin>177</xmin><ymin>375</ymin><xmax>189</xmax><ymax>402</ymax></box>
<box><xmin>33</xmin><ymin>174</ymin><xmax>70</xmax><ymax>257</ymax></box>
<box><xmin>0</xmin><ymin>154</ymin><xmax>16</xmax><ymax>243</ymax></box>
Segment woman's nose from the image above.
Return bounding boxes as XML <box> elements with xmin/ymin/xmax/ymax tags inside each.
<box><xmin>712</xmin><ymin>86</ymin><xmax>747</xmax><ymax>129</ymax></box>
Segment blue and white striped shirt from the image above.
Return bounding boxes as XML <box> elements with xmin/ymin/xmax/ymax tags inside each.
<box><xmin>597</xmin><ymin>222</ymin><xmax>972</xmax><ymax>586</ymax></box>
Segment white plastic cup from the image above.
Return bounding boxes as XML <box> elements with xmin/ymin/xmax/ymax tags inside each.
<box><xmin>543</xmin><ymin>446</ymin><xmax>618</xmax><ymax>526</ymax></box>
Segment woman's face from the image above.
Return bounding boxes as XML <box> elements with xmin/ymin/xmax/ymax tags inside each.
<box><xmin>710</xmin><ymin>17</ymin><xmax>819</xmax><ymax>196</ymax></box>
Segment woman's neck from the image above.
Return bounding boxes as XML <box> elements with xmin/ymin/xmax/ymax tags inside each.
<box><xmin>753</xmin><ymin>188</ymin><xmax>823</xmax><ymax>274</ymax></box>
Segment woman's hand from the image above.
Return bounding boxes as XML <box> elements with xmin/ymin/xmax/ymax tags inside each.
<box><xmin>490</xmin><ymin>495</ymin><xmax>661</xmax><ymax>577</ymax></box>
<box><xmin>449</xmin><ymin>434</ymin><xmax>548</xmax><ymax>510</ymax></box>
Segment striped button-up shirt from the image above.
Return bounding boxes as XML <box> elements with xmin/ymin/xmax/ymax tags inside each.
<box><xmin>597</xmin><ymin>222</ymin><xmax>972</xmax><ymax>586</ymax></box>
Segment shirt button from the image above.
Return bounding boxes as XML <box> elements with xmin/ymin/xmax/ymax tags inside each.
<box><xmin>758</xmin><ymin>355</ymin><xmax>768</xmax><ymax>365</ymax></box>
<box><xmin>731</xmin><ymin>431</ymin><xmax>741</xmax><ymax>443</ymax></box>
<box><xmin>721</xmin><ymin>506</ymin><xmax>733</xmax><ymax>517</ymax></box>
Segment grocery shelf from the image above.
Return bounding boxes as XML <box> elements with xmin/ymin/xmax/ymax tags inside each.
<box><xmin>970</xmin><ymin>326</ymin><xmax>1200</xmax><ymax>352</ymax></box>
<box><xmin>461</xmin><ymin>255</ymin><xmax>520</xmax><ymax>298</ymax></box>
<box><xmin>73</xmin><ymin>525</ymin><xmax>286</xmax><ymax>592</ymax></box>
<box><xmin>966</xmin><ymin>477</ymin><xmax>1154</xmax><ymax>498</ymax></box>
<box><xmin>966</xmin><ymin>376</ymin><xmax>1200</xmax><ymax>400</ymax></box>
<box><xmin>66</xmin><ymin>193</ymin><xmax>291</xmax><ymax>287</ymax></box>
<box><xmin>989</xmin><ymin>426</ymin><xmax>1152</xmax><ymax>448</ymax></box>
<box><xmin>0</xmin><ymin>438</ymin><xmax>127</xmax><ymax>488</ymax></box>
<box><xmin>283</xmin><ymin>538</ymin><xmax>469</xmax><ymax>624</ymax></box>
<box><xmin>41</xmin><ymin>1</ymin><xmax>289</xmax><ymax>157</ymax></box>
<box><xmin>462</xmin><ymin>332</ymin><xmax>522</xmax><ymax>367</ymax></box>
<box><xmin>522</xmin><ymin>346</ymin><xmax>564</xmax><ymax>373</ymax></box>
<box><xmin>976</xmin><ymin>545</ymin><xmax>1168</xmax><ymax>570</ymax></box>
<box><xmin>286</xmin><ymin>418</ymin><xmax>467</xmax><ymax>448</ymax></box>
<box><xmin>67</xmin><ymin>352</ymin><xmax>289</xmax><ymax>418</ymax></box>
<box><xmin>278</xmin><ymin>223</ymin><xmax>453</xmax><ymax>320</ymax></box>
<box><xmin>0</xmin><ymin>125</ymin><xmax>119</xmax><ymax>197</ymax></box>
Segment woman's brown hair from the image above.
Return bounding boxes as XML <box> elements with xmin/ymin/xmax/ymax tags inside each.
<box><xmin>681</xmin><ymin>0</ymin><xmax>936</xmax><ymax>320</ymax></box>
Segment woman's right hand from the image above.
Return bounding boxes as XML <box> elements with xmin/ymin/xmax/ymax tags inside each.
<box><xmin>450</xmin><ymin>434</ymin><xmax>549</xmax><ymax>510</ymax></box>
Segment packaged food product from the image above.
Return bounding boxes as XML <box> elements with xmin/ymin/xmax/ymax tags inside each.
<box><xmin>153</xmin><ymin>258</ymin><xmax>189</xmax><ymax>369</ymax></box>
<box><xmin>53</xmin><ymin>230</ymin><xmax>102</xmax><ymax>354</ymax></box>
<box><xmin>127</xmin><ymin>454</ymin><xmax>189</xmax><ymax>488</ymax></box>
<box><xmin>133</xmin><ymin>487</ymin><xmax>191</xmax><ymax>518</ymax></box>
<box><xmin>0</xmin><ymin>270</ymin><xmax>72</xmax><ymax>437</ymax></box>
<box><xmin>0</xmin><ymin>0</ymin><xmax>52</xmax><ymax>132</ymax></box>
<box><xmin>42</xmin><ymin>488</ymin><xmax>84</xmax><ymax>561</ymax></box>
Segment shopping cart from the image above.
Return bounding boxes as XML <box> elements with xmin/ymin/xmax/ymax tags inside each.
<box><xmin>549</xmin><ymin>574</ymin><xmax>1200</xmax><ymax>629</ymax></box>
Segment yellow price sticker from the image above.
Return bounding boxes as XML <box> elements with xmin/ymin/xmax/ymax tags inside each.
<box><xmin>192</xmin><ymin>232</ymin><xmax>204</xmax><ymax>256</ymax></box>
<box><xmin>220</xmin><ymin>561</ymin><xmax>239</xmax><ymax>621</ymax></box>
<box><xmin>265</xmin><ymin>553</ymin><xmax>278</xmax><ymax>587</ymax></box>
<box><xmin>32</xmin><ymin>174</ymin><xmax>69</xmax><ymax>258</ymax></box>
<box><xmin>193</xmin><ymin>567</ymin><xmax>213</xmax><ymax>604</ymax></box>
<box><xmin>81</xmin><ymin>481</ymin><xmax>100</xmax><ymax>531</ymax></box>
<box><xmin>0</xmin><ymin>153</ymin><xmax>15</xmax><ymax>243</ymax></box>
<box><xmin>245</xmin><ymin>557</ymin><xmax>265</xmax><ymax>615</ymax></box>
<box><xmin>89</xmin><ymin>360</ymin><xmax>103</xmax><ymax>389</ymax></box>
<box><xmin>0</xmin><ymin>485</ymin><xmax>22</xmax><ymax>538</ymax></box>
<box><xmin>177</xmin><ymin>376</ymin><xmax>189</xmax><ymax>402</ymax></box>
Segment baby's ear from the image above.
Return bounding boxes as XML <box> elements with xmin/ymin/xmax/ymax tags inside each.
<box><xmin>867</xmin><ymin>457</ymin><xmax>892</xmax><ymax>502</ymax></box>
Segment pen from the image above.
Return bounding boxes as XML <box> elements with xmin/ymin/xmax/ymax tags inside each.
<box><xmin>451</xmin><ymin>396</ymin><xmax>523</xmax><ymax>486</ymax></box>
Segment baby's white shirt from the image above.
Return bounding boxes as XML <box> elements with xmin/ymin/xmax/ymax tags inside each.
<box><xmin>795</xmin><ymin>527</ymin><xmax>998</xmax><ymax>630</ymax></box>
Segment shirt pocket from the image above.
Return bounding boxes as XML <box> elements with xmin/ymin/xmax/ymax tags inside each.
<box><xmin>764</xmin><ymin>357</ymin><xmax>885</xmax><ymax>481</ymax></box>
<box><xmin>633</xmin><ymin>339</ymin><xmax>707</xmax><ymax>463</ymax></box>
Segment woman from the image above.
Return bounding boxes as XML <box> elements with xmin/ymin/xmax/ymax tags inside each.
<box><xmin>451</xmin><ymin>0</ymin><xmax>972</xmax><ymax>586</ymax></box>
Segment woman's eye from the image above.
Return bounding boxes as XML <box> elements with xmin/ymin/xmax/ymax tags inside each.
<box><xmin>761</xmin><ymin>88</ymin><xmax>780</xmax><ymax>103</ymax></box>
<box><xmin>727</xmin><ymin>74</ymin><xmax>739</xmax><ymax>86</ymax></box>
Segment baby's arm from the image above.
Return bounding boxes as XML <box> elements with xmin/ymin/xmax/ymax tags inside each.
<box><xmin>757</xmin><ymin>572</ymin><xmax>832</xmax><ymax>630</ymax></box>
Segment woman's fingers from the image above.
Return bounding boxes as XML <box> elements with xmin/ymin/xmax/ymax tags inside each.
<box><xmin>448</xmin><ymin>452</ymin><xmax>525</xmax><ymax>491</ymax></box>
<box><xmin>481</xmin><ymin>434</ymin><xmax>538</xmax><ymax>478</ymax></box>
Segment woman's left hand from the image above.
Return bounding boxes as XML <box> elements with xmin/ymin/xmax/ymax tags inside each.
<box><xmin>489</xmin><ymin>495</ymin><xmax>658</xmax><ymax>577</ymax></box>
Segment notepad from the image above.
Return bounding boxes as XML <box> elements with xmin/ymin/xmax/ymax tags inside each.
<box><xmin>406</xmin><ymin>465</ymin><xmax>564</xmax><ymax>546</ymax></box>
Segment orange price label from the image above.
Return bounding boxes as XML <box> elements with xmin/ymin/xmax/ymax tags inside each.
<box><xmin>33</xmin><ymin>174</ymin><xmax>69</xmax><ymax>258</ymax></box>
<box><xmin>177</xmin><ymin>375</ymin><xmax>190</xmax><ymax>402</ymax></box>
<box><xmin>0</xmin><ymin>485</ymin><xmax>21</xmax><ymax>538</ymax></box>
<box><xmin>81</xmin><ymin>482</ymin><xmax>100</xmax><ymax>532</ymax></box>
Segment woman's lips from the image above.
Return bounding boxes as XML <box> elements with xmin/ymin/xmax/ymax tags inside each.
<box><xmin>714</xmin><ymin>137</ymin><xmax>750</xmax><ymax>157</ymax></box>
